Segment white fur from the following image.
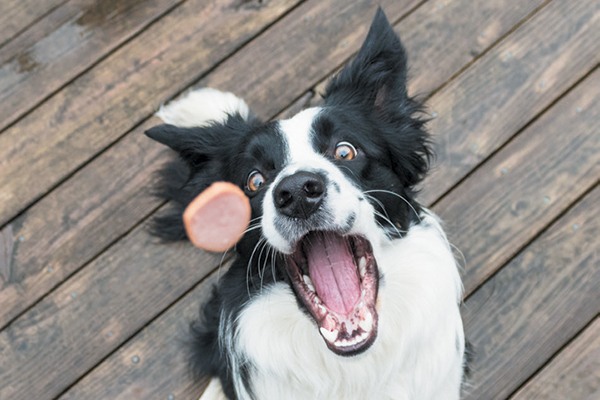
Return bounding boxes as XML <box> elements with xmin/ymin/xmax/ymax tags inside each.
<box><xmin>157</xmin><ymin>88</ymin><xmax>250</xmax><ymax>127</ymax></box>
<box><xmin>199</xmin><ymin>378</ymin><xmax>228</xmax><ymax>400</ymax></box>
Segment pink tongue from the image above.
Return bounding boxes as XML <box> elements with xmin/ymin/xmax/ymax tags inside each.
<box><xmin>304</xmin><ymin>232</ymin><xmax>360</xmax><ymax>315</ymax></box>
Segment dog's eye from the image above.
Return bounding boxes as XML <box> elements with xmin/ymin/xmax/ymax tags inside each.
<box><xmin>334</xmin><ymin>141</ymin><xmax>357</xmax><ymax>161</ymax></box>
<box><xmin>247</xmin><ymin>170</ymin><xmax>266</xmax><ymax>192</ymax></box>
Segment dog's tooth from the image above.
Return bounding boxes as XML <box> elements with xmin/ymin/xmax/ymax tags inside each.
<box><xmin>359</xmin><ymin>312</ymin><xmax>373</xmax><ymax>332</ymax></box>
<box><xmin>322</xmin><ymin>314</ymin><xmax>338</xmax><ymax>331</ymax></box>
<box><xmin>337</xmin><ymin>337</ymin><xmax>356</xmax><ymax>347</ymax></box>
<box><xmin>303</xmin><ymin>275</ymin><xmax>315</xmax><ymax>291</ymax></box>
<box><xmin>319</xmin><ymin>327</ymin><xmax>338</xmax><ymax>343</ymax></box>
<box><xmin>358</xmin><ymin>257</ymin><xmax>367</xmax><ymax>277</ymax></box>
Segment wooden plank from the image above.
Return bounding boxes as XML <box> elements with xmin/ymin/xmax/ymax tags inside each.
<box><xmin>0</xmin><ymin>219</ymin><xmax>222</xmax><ymax>399</ymax></box>
<box><xmin>461</xmin><ymin>185</ymin><xmax>600</xmax><ymax>399</ymax></box>
<box><xmin>278</xmin><ymin>0</ymin><xmax>547</xmax><ymax>118</ymax></box>
<box><xmin>435</xmin><ymin>67</ymin><xmax>600</xmax><ymax>295</ymax></box>
<box><xmin>0</xmin><ymin>0</ymin><xmax>66</xmax><ymax>48</ymax></box>
<box><xmin>0</xmin><ymin>0</ymin><xmax>302</xmax><ymax>227</ymax></box>
<box><xmin>0</xmin><ymin>0</ymin><xmax>423</xmax><ymax>328</ymax></box>
<box><xmin>420</xmin><ymin>0</ymin><xmax>600</xmax><ymax>205</ymax></box>
<box><xmin>0</xmin><ymin>118</ymin><xmax>168</xmax><ymax>328</ymax></box>
<box><xmin>198</xmin><ymin>0</ymin><xmax>421</xmax><ymax>119</ymax></box>
<box><xmin>59</xmin><ymin>270</ymin><xmax>222</xmax><ymax>400</ymax></box>
<box><xmin>0</xmin><ymin>0</ymin><xmax>184</xmax><ymax>133</ymax></box>
<box><xmin>510</xmin><ymin>318</ymin><xmax>600</xmax><ymax>400</ymax></box>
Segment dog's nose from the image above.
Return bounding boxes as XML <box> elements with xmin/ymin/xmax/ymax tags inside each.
<box><xmin>273</xmin><ymin>171</ymin><xmax>326</xmax><ymax>219</ymax></box>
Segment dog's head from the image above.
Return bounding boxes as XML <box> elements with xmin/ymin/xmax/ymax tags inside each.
<box><xmin>146</xmin><ymin>8</ymin><xmax>431</xmax><ymax>355</ymax></box>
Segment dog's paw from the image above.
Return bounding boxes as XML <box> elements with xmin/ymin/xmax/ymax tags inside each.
<box><xmin>157</xmin><ymin>88</ymin><xmax>250</xmax><ymax>128</ymax></box>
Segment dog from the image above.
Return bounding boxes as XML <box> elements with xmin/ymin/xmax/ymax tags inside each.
<box><xmin>145</xmin><ymin>8</ymin><xmax>466</xmax><ymax>400</ymax></box>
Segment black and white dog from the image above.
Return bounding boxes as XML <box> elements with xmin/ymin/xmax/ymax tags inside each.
<box><xmin>145</xmin><ymin>8</ymin><xmax>465</xmax><ymax>400</ymax></box>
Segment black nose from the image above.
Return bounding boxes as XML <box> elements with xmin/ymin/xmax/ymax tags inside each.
<box><xmin>273</xmin><ymin>171</ymin><xmax>326</xmax><ymax>219</ymax></box>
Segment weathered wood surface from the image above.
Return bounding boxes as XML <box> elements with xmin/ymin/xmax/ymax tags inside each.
<box><xmin>0</xmin><ymin>0</ymin><xmax>546</xmax><ymax>332</ymax></box>
<box><xmin>279</xmin><ymin>0</ymin><xmax>547</xmax><ymax>117</ymax></box>
<box><xmin>0</xmin><ymin>0</ymin><xmax>183</xmax><ymax>133</ymax></box>
<box><xmin>510</xmin><ymin>318</ymin><xmax>600</xmax><ymax>400</ymax></box>
<box><xmin>0</xmin><ymin>219</ymin><xmax>222</xmax><ymax>399</ymax></box>
<box><xmin>436</xmin><ymin>67</ymin><xmax>600</xmax><ymax>295</ymax></box>
<box><xmin>462</xmin><ymin>185</ymin><xmax>600</xmax><ymax>399</ymax></box>
<box><xmin>0</xmin><ymin>0</ymin><xmax>302</xmax><ymax>227</ymax></box>
<box><xmin>0</xmin><ymin>0</ymin><xmax>598</xmax><ymax>398</ymax></box>
<box><xmin>421</xmin><ymin>0</ymin><xmax>600</xmax><ymax>205</ymax></box>
<box><xmin>0</xmin><ymin>0</ymin><xmax>66</xmax><ymax>48</ymax></box>
<box><xmin>59</xmin><ymin>270</ymin><xmax>223</xmax><ymax>400</ymax></box>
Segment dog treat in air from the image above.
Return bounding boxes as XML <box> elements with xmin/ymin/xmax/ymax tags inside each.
<box><xmin>183</xmin><ymin>182</ymin><xmax>251</xmax><ymax>252</ymax></box>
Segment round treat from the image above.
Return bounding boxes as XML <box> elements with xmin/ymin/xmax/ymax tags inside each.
<box><xmin>183</xmin><ymin>182</ymin><xmax>251</xmax><ymax>252</ymax></box>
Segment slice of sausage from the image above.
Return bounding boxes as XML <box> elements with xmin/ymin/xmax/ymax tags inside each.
<box><xmin>183</xmin><ymin>182</ymin><xmax>251</xmax><ymax>252</ymax></box>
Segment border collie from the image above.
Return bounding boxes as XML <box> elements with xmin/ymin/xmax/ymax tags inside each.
<box><xmin>145</xmin><ymin>8</ymin><xmax>466</xmax><ymax>400</ymax></box>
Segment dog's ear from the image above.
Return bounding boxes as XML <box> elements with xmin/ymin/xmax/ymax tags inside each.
<box><xmin>145</xmin><ymin>114</ymin><xmax>251</xmax><ymax>167</ymax></box>
<box><xmin>145</xmin><ymin>124</ymin><xmax>211</xmax><ymax>167</ymax></box>
<box><xmin>324</xmin><ymin>8</ymin><xmax>408</xmax><ymax>115</ymax></box>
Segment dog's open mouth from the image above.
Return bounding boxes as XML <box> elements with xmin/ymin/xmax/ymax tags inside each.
<box><xmin>286</xmin><ymin>231</ymin><xmax>379</xmax><ymax>355</ymax></box>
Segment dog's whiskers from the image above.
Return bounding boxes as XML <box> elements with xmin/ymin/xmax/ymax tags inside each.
<box><xmin>217</xmin><ymin>247</ymin><xmax>232</xmax><ymax>282</ymax></box>
<box><xmin>364</xmin><ymin>193</ymin><xmax>390</xmax><ymax>220</ymax></box>
<box><xmin>363</xmin><ymin>193</ymin><xmax>406</xmax><ymax>238</ymax></box>
<box><xmin>373</xmin><ymin>210</ymin><xmax>405</xmax><ymax>239</ymax></box>
<box><xmin>364</xmin><ymin>189</ymin><xmax>423</xmax><ymax>222</ymax></box>
<box><xmin>257</xmin><ymin>240</ymin><xmax>270</xmax><ymax>291</ymax></box>
<box><xmin>270</xmin><ymin>247</ymin><xmax>277</xmax><ymax>282</ymax></box>
<box><xmin>247</xmin><ymin>238</ymin><xmax>266</xmax><ymax>298</ymax></box>
<box><xmin>243</xmin><ymin>217</ymin><xmax>263</xmax><ymax>236</ymax></box>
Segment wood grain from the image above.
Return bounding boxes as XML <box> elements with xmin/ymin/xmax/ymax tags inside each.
<box><xmin>510</xmin><ymin>318</ymin><xmax>600</xmax><ymax>400</ymax></box>
<box><xmin>178</xmin><ymin>0</ymin><xmax>421</xmax><ymax>119</ymax></box>
<box><xmin>420</xmin><ymin>0</ymin><xmax>600</xmax><ymax>205</ymax></box>
<box><xmin>278</xmin><ymin>0</ymin><xmax>547</xmax><ymax>117</ymax></box>
<box><xmin>0</xmin><ymin>0</ymin><xmax>423</xmax><ymax>328</ymax></box>
<box><xmin>59</xmin><ymin>270</ymin><xmax>223</xmax><ymax>400</ymax></box>
<box><xmin>461</xmin><ymin>186</ymin><xmax>600</xmax><ymax>399</ymax></box>
<box><xmin>0</xmin><ymin>0</ymin><xmax>301</xmax><ymax>227</ymax></box>
<box><xmin>435</xmin><ymin>67</ymin><xmax>600</xmax><ymax>295</ymax></box>
<box><xmin>0</xmin><ymin>218</ymin><xmax>222</xmax><ymax>399</ymax></box>
<box><xmin>0</xmin><ymin>0</ymin><xmax>183</xmax><ymax>133</ymax></box>
<box><xmin>0</xmin><ymin>118</ymin><xmax>168</xmax><ymax>329</ymax></box>
<box><xmin>0</xmin><ymin>0</ymin><xmax>65</xmax><ymax>48</ymax></box>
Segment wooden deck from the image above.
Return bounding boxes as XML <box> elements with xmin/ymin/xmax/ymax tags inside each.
<box><xmin>0</xmin><ymin>0</ymin><xmax>598</xmax><ymax>398</ymax></box>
